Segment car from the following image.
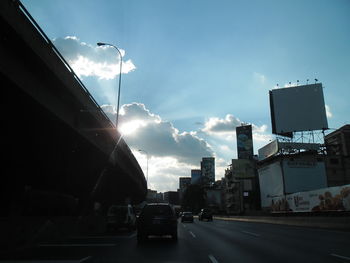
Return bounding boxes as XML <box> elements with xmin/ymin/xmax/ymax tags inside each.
<box><xmin>198</xmin><ymin>208</ymin><xmax>213</xmax><ymax>221</ymax></box>
<box><xmin>107</xmin><ymin>204</ymin><xmax>136</xmax><ymax>232</ymax></box>
<box><xmin>137</xmin><ymin>203</ymin><xmax>178</xmax><ymax>242</ymax></box>
<box><xmin>181</xmin><ymin>212</ymin><xmax>194</xmax><ymax>223</ymax></box>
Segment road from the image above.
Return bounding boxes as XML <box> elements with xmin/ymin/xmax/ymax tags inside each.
<box><xmin>1</xmin><ymin>218</ymin><xmax>349</xmax><ymax>263</ymax></box>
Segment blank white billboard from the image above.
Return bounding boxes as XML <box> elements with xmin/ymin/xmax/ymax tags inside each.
<box><xmin>258</xmin><ymin>162</ymin><xmax>284</xmax><ymax>208</ymax></box>
<box><xmin>282</xmin><ymin>159</ymin><xmax>327</xmax><ymax>194</ymax></box>
<box><xmin>269</xmin><ymin>83</ymin><xmax>328</xmax><ymax>135</ymax></box>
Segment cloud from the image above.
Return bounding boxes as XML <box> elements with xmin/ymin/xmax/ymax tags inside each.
<box><xmin>325</xmin><ymin>104</ymin><xmax>332</xmax><ymax>118</ymax></box>
<box><xmin>202</xmin><ymin>114</ymin><xmax>242</xmax><ymax>134</ymax></box>
<box><xmin>53</xmin><ymin>36</ymin><xmax>136</xmax><ymax>79</ymax></box>
<box><xmin>134</xmin><ymin>153</ymin><xmax>196</xmax><ymax>192</ymax></box>
<box><xmin>101</xmin><ymin>103</ymin><xmax>273</xmax><ymax>191</ymax></box>
<box><xmin>253</xmin><ymin>72</ymin><xmax>266</xmax><ymax>84</ymax></box>
<box><xmin>102</xmin><ymin>103</ymin><xmax>214</xmax><ymax>166</ymax></box>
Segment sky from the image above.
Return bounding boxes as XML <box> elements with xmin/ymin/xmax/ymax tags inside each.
<box><xmin>22</xmin><ymin>0</ymin><xmax>350</xmax><ymax>192</ymax></box>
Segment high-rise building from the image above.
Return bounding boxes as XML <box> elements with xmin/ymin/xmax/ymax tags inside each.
<box><xmin>191</xmin><ymin>169</ymin><xmax>201</xmax><ymax>184</ymax></box>
<box><xmin>236</xmin><ymin>124</ymin><xmax>254</xmax><ymax>160</ymax></box>
<box><xmin>201</xmin><ymin>157</ymin><xmax>215</xmax><ymax>185</ymax></box>
<box><xmin>179</xmin><ymin>177</ymin><xmax>191</xmax><ymax>200</ymax></box>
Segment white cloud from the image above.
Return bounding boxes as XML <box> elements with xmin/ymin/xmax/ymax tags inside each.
<box><xmin>325</xmin><ymin>104</ymin><xmax>332</xmax><ymax>118</ymax></box>
<box><xmin>133</xmin><ymin>152</ymin><xmax>196</xmax><ymax>192</ymax></box>
<box><xmin>103</xmin><ymin>102</ymin><xmax>214</xmax><ymax>166</ymax></box>
<box><xmin>253</xmin><ymin>72</ymin><xmax>266</xmax><ymax>84</ymax></box>
<box><xmin>101</xmin><ymin>103</ymin><xmax>273</xmax><ymax>191</ymax></box>
<box><xmin>202</xmin><ymin>114</ymin><xmax>242</xmax><ymax>134</ymax></box>
<box><xmin>53</xmin><ymin>36</ymin><xmax>136</xmax><ymax>79</ymax></box>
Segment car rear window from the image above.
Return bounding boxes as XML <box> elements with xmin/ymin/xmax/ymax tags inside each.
<box><xmin>142</xmin><ymin>205</ymin><xmax>174</xmax><ymax>217</ymax></box>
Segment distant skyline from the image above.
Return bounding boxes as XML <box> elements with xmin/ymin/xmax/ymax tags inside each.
<box><xmin>22</xmin><ymin>0</ymin><xmax>350</xmax><ymax>192</ymax></box>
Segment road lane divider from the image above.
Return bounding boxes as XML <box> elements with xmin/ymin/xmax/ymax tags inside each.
<box><xmin>330</xmin><ymin>253</ymin><xmax>350</xmax><ymax>261</ymax></box>
<box><xmin>241</xmin><ymin>230</ymin><xmax>261</xmax><ymax>237</ymax></box>
<box><xmin>189</xmin><ymin>231</ymin><xmax>196</xmax><ymax>238</ymax></box>
<box><xmin>38</xmin><ymin>243</ymin><xmax>116</xmax><ymax>247</ymax></box>
<box><xmin>208</xmin><ymin>254</ymin><xmax>219</xmax><ymax>263</ymax></box>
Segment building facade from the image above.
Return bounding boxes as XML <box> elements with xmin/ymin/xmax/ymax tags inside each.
<box><xmin>179</xmin><ymin>177</ymin><xmax>191</xmax><ymax>201</ymax></box>
<box><xmin>325</xmin><ymin>124</ymin><xmax>350</xmax><ymax>186</ymax></box>
<box><xmin>201</xmin><ymin>157</ymin><xmax>215</xmax><ymax>185</ymax></box>
<box><xmin>163</xmin><ymin>191</ymin><xmax>179</xmax><ymax>205</ymax></box>
<box><xmin>191</xmin><ymin>169</ymin><xmax>202</xmax><ymax>185</ymax></box>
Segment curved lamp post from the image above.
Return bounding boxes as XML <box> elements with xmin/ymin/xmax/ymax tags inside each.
<box><xmin>97</xmin><ymin>42</ymin><xmax>123</xmax><ymax>130</ymax></box>
<box><xmin>138</xmin><ymin>149</ymin><xmax>149</xmax><ymax>188</ymax></box>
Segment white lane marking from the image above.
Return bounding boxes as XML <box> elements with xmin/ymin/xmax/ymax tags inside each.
<box><xmin>182</xmin><ymin>224</ymin><xmax>186</xmax><ymax>228</ymax></box>
<box><xmin>241</xmin><ymin>230</ymin><xmax>260</xmax><ymax>237</ymax></box>
<box><xmin>0</xmin><ymin>258</ymin><xmax>91</xmax><ymax>263</ymax></box>
<box><xmin>38</xmin><ymin>243</ymin><xmax>116</xmax><ymax>247</ymax></box>
<box><xmin>189</xmin><ymin>231</ymin><xmax>196</xmax><ymax>238</ymax></box>
<box><xmin>208</xmin><ymin>254</ymin><xmax>219</xmax><ymax>263</ymax></box>
<box><xmin>79</xmin><ymin>256</ymin><xmax>92</xmax><ymax>263</ymax></box>
<box><xmin>127</xmin><ymin>233</ymin><xmax>137</xmax><ymax>239</ymax></box>
<box><xmin>330</xmin><ymin>254</ymin><xmax>350</xmax><ymax>260</ymax></box>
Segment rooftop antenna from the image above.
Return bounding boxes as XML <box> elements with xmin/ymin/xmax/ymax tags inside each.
<box><xmin>315</xmin><ymin>78</ymin><xmax>318</xmax><ymax>84</ymax></box>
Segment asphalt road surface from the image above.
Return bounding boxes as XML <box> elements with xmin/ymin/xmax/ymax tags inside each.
<box><xmin>2</xmin><ymin>218</ymin><xmax>350</xmax><ymax>263</ymax></box>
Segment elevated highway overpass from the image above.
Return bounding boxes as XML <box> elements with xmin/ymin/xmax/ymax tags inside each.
<box><xmin>0</xmin><ymin>0</ymin><xmax>147</xmax><ymax>250</ymax></box>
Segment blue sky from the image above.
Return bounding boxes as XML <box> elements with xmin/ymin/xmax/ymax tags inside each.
<box><xmin>22</xmin><ymin>0</ymin><xmax>350</xmax><ymax>192</ymax></box>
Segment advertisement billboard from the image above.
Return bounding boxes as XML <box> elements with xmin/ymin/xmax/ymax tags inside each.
<box><xmin>269</xmin><ymin>83</ymin><xmax>328</xmax><ymax>135</ymax></box>
<box><xmin>236</xmin><ymin>125</ymin><xmax>253</xmax><ymax>160</ymax></box>
<box><xmin>232</xmin><ymin>159</ymin><xmax>255</xmax><ymax>178</ymax></box>
<box><xmin>258</xmin><ymin>162</ymin><xmax>284</xmax><ymax>208</ymax></box>
<box><xmin>258</xmin><ymin>140</ymin><xmax>279</xmax><ymax>161</ymax></box>
<box><xmin>271</xmin><ymin>184</ymin><xmax>350</xmax><ymax>213</ymax></box>
<box><xmin>282</xmin><ymin>158</ymin><xmax>327</xmax><ymax>194</ymax></box>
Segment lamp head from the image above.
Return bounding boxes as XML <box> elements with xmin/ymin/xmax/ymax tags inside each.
<box><xmin>97</xmin><ymin>42</ymin><xmax>106</xmax><ymax>46</ymax></box>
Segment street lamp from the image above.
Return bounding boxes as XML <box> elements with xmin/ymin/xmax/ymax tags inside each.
<box><xmin>97</xmin><ymin>42</ymin><xmax>123</xmax><ymax>130</ymax></box>
<box><xmin>138</xmin><ymin>149</ymin><xmax>149</xmax><ymax>188</ymax></box>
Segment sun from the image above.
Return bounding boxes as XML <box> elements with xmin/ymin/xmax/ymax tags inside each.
<box><xmin>119</xmin><ymin>120</ymin><xmax>145</xmax><ymax>135</ymax></box>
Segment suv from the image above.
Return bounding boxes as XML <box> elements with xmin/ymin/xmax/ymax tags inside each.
<box><xmin>181</xmin><ymin>212</ymin><xmax>194</xmax><ymax>223</ymax></box>
<box><xmin>198</xmin><ymin>208</ymin><xmax>213</xmax><ymax>221</ymax></box>
<box><xmin>137</xmin><ymin>203</ymin><xmax>178</xmax><ymax>242</ymax></box>
<box><xmin>107</xmin><ymin>204</ymin><xmax>136</xmax><ymax>232</ymax></box>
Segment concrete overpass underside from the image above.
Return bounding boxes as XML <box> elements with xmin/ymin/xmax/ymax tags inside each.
<box><xmin>0</xmin><ymin>0</ymin><xmax>146</xmax><ymax>250</ymax></box>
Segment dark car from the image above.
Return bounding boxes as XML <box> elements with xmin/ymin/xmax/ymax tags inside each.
<box><xmin>137</xmin><ymin>203</ymin><xmax>178</xmax><ymax>242</ymax></box>
<box><xmin>181</xmin><ymin>212</ymin><xmax>194</xmax><ymax>223</ymax></box>
<box><xmin>198</xmin><ymin>208</ymin><xmax>213</xmax><ymax>221</ymax></box>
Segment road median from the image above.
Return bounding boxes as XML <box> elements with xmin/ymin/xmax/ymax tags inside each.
<box><xmin>214</xmin><ymin>215</ymin><xmax>350</xmax><ymax>231</ymax></box>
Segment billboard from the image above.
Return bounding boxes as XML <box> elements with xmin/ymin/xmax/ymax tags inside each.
<box><xmin>232</xmin><ymin>159</ymin><xmax>255</xmax><ymax>178</ymax></box>
<box><xmin>236</xmin><ymin>125</ymin><xmax>253</xmax><ymax>160</ymax></box>
<box><xmin>258</xmin><ymin>162</ymin><xmax>284</xmax><ymax>208</ymax></box>
<box><xmin>258</xmin><ymin>140</ymin><xmax>279</xmax><ymax>161</ymax></box>
<box><xmin>271</xmin><ymin>184</ymin><xmax>350</xmax><ymax>213</ymax></box>
<box><xmin>269</xmin><ymin>83</ymin><xmax>328</xmax><ymax>136</ymax></box>
<box><xmin>282</xmin><ymin>158</ymin><xmax>327</xmax><ymax>194</ymax></box>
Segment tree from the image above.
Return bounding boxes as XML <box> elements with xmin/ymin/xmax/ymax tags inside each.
<box><xmin>181</xmin><ymin>184</ymin><xmax>205</xmax><ymax>213</ymax></box>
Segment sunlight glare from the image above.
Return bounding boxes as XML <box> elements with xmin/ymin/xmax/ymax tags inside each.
<box><xmin>119</xmin><ymin>120</ymin><xmax>145</xmax><ymax>135</ymax></box>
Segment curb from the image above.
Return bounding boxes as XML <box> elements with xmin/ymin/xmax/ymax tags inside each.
<box><xmin>213</xmin><ymin>216</ymin><xmax>350</xmax><ymax>231</ymax></box>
